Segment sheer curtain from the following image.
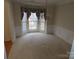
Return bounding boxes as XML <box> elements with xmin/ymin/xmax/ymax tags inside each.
<box><xmin>22</xmin><ymin>12</ymin><xmax>27</xmax><ymax>33</ymax></box>
<box><xmin>39</xmin><ymin>13</ymin><xmax>45</xmax><ymax>31</ymax></box>
<box><xmin>28</xmin><ymin>12</ymin><xmax>38</xmax><ymax>30</ymax></box>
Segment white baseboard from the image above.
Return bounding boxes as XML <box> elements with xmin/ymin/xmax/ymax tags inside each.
<box><xmin>47</xmin><ymin>25</ymin><xmax>74</xmax><ymax>44</ymax></box>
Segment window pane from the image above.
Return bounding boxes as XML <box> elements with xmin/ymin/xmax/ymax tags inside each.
<box><xmin>22</xmin><ymin>23</ymin><xmax>27</xmax><ymax>31</ymax></box>
<box><xmin>28</xmin><ymin>13</ymin><xmax>38</xmax><ymax>30</ymax></box>
<box><xmin>22</xmin><ymin>12</ymin><xmax>27</xmax><ymax>33</ymax></box>
<box><xmin>29</xmin><ymin>22</ymin><xmax>37</xmax><ymax>30</ymax></box>
<box><xmin>39</xmin><ymin>13</ymin><xmax>45</xmax><ymax>31</ymax></box>
<box><xmin>29</xmin><ymin>13</ymin><xmax>38</xmax><ymax>21</ymax></box>
<box><xmin>40</xmin><ymin>22</ymin><xmax>45</xmax><ymax>31</ymax></box>
<box><xmin>40</xmin><ymin>13</ymin><xmax>45</xmax><ymax>22</ymax></box>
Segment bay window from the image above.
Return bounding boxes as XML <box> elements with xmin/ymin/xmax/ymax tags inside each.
<box><xmin>21</xmin><ymin>8</ymin><xmax>46</xmax><ymax>33</ymax></box>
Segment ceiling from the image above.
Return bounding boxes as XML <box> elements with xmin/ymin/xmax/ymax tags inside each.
<box><xmin>11</xmin><ymin>0</ymin><xmax>74</xmax><ymax>6</ymax></box>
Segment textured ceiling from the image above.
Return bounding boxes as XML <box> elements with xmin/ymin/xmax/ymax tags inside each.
<box><xmin>11</xmin><ymin>0</ymin><xmax>74</xmax><ymax>6</ymax></box>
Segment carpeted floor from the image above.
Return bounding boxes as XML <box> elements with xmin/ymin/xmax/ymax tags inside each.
<box><xmin>8</xmin><ymin>33</ymin><xmax>71</xmax><ymax>59</ymax></box>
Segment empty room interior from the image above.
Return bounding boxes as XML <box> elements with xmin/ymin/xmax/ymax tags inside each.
<box><xmin>4</xmin><ymin>0</ymin><xmax>74</xmax><ymax>59</ymax></box>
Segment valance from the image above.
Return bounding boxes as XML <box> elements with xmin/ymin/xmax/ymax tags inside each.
<box><xmin>21</xmin><ymin>7</ymin><xmax>46</xmax><ymax>20</ymax></box>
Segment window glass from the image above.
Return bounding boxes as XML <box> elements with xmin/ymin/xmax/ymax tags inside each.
<box><xmin>22</xmin><ymin>12</ymin><xmax>27</xmax><ymax>33</ymax></box>
<box><xmin>39</xmin><ymin>13</ymin><xmax>45</xmax><ymax>31</ymax></box>
<box><xmin>28</xmin><ymin>13</ymin><xmax>38</xmax><ymax>30</ymax></box>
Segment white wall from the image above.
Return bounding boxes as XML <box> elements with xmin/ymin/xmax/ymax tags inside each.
<box><xmin>54</xmin><ymin>3</ymin><xmax>74</xmax><ymax>44</ymax></box>
<box><xmin>46</xmin><ymin>6</ymin><xmax>56</xmax><ymax>34</ymax></box>
<box><xmin>47</xmin><ymin>2</ymin><xmax>74</xmax><ymax>44</ymax></box>
<box><xmin>54</xmin><ymin>3</ymin><xmax>74</xmax><ymax>31</ymax></box>
<box><xmin>12</xmin><ymin>3</ymin><xmax>22</xmax><ymax>37</ymax></box>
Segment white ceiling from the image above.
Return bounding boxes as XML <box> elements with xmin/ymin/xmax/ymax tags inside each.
<box><xmin>11</xmin><ymin>0</ymin><xmax>74</xmax><ymax>6</ymax></box>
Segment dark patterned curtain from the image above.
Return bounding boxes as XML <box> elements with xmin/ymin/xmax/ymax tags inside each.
<box><xmin>36</xmin><ymin>11</ymin><xmax>40</xmax><ymax>20</ymax></box>
<box><xmin>21</xmin><ymin>7</ymin><xmax>46</xmax><ymax>20</ymax></box>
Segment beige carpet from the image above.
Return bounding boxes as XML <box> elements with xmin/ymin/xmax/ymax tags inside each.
<box><xmin>8</xmin><ymin>33</ymin><xmax>70</xmax><ymax>59</ymax></box>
